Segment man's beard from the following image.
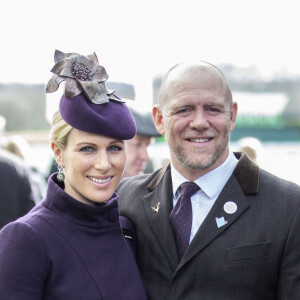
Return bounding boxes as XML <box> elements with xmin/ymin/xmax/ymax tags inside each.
<box><xmin>170</xmin><ymin>135</ymin><xmax>229</xmax><ymax>171</ymax></box>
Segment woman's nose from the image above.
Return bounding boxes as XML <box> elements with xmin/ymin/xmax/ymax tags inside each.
<box><xmin>94</xmin><ymin>151</ymin><xmax>111</xmax><ymax>172</ymax></box>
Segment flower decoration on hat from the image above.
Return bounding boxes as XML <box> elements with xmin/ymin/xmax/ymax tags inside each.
<box><xmin>46</xmin><ymin>50</ymin><xmax>122</xmax><ymax>104</ymax></box>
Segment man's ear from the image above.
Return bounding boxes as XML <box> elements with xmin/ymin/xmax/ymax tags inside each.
<box><xmin>51</xmin><ymin>142</ymin><xmax>63</xmax><ymax>166</ymax></box>
<box><xmin>152</xmin><ymin>105</ymin><xmax>165</xmax><ymax>135</ymax></box>
<box><xmin>229</xmin><ymin>102</ymin><xmax>238</xmax><ymax>132</ymax></box>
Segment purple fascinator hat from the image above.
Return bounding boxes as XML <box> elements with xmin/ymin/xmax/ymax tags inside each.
<box><xmin>46</xmin><ymin>50</ymin><xmax>136</xmax><ymax>140</ymax></box>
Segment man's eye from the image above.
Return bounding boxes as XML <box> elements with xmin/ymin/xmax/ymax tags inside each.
<box><xmin>206</xmin><ymin>107</ymin><xmax>220</xmax><ymax>113</ymax></box>
<box><xmin>177</xmin><ymin>107</ymin><xmax>192</xmax><ymax>114</ymax></box>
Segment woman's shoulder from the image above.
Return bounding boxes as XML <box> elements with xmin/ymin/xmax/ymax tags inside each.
<box><xmin>0</xmin><ymin>208</ymin><xmax>47</xmax><ymax>245</ymax></box>
<box><xmin>1</xmin><ymin>219</ymin><xmax>38</xmax><ymax>244</ymax></box>
<box><xmin>0</xmin><ymin>215</ymin><xmax>48</xmax><ymax>298</ymax></box>
<box><xmin>0</xmin><ymin>218</ymin><xmax>48</xmax><ymax>268</ymax></box>
<box><xmin>0</xmin><ymin>201</ymin><xmax>53</xmax><ymax>243</ymax></box>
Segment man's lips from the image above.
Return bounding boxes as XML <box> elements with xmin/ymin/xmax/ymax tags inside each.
<box><xmin>187</xmin><ymin>137</ymin><xmax>212</xmax><ymax>143</ymax></box>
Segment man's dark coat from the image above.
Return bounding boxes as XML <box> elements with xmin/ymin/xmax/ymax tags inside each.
<box><xmin>117</xmin><ymin>153</ymin><xmax>300</xmax><ymax>300</ymax></box>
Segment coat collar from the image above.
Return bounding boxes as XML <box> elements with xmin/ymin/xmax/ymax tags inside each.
<box><xmin>44</xmin><ymin>174</ymin><xmax>120</xmax><ymax>228</ymax></box>
<box><xmin>147</xmin><ymin>152</ymin><xmax>259</xmax><ymax>195</ymax></box>
<box><xmin>233</xmin><ymin>152</ymin><xmax>259</xmax><ymax>194</ymax></box>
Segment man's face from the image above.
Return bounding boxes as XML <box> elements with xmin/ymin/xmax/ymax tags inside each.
<box><xmin>153</xmin><ymin>67</ymin><xmax>237</xmax><ymax>181</ymax></box>
<box><xmin>124</xmin><ymin>135</ymin><xmax>151</xmax><ymax>177</ymax></box>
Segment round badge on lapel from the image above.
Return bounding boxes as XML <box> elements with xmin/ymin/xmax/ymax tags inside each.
<box><xmin>224</xmin><ymin>201</ymin><xmax>237</xmax><ymax>214</ymax></box>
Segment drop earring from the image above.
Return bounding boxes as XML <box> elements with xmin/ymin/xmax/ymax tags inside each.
<box><xmin>57</xmin><ymin>165</ymin><xmax>65</xmax><ymax>182</ymax></box>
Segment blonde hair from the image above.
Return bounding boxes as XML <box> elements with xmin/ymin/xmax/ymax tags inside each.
<box><xmin>49</xmin><ymin>110</ymin><xmax>73</xmax><ymax>149</ymax></box>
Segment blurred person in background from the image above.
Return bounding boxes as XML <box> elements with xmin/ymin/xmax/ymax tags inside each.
<box><xmin>0</xmin><ymin>116</ymin><xmax>37</xmax><ymax>229</ymax></box>
<box><xmin>124</xmin><ymin>107</ymin><xmax>161</xmax><ymax>178</ymax></box>
<box><xmin>5</xmin><ymin>135</ymin><xmax>45</xmax><ymax>200</ymax></box>
<box><xmin>0</xmin><ymin>115</ymin><xmax>7</xmax><ymax>148</ymax></box>
<box><xmin>236</xmin><ymin>136</ymin><xmax>263</xmax><ymax>165</ymax></box>
<box><xmin>5</xmin><ymin>135</ymin><xmax>27</xmax><ymax>159</ymax></box>
<box><xmin>0</xmin><ymin>50</ymin><xmax>147</xmax><ymax>299</ymax></box>
<box><xmin>117</xmin><ymin>61</ymin><xmax>300</xmax><ymax>299</ymax></box>
<box><xmin>45</xmin><ymin>156</ymin><xmax>59</xmax><ymax>180</ymax></box>
<box><xmin>0</xmin><ymin>148</ymin><xmax>36</xmax><ymax>229</ymax></box>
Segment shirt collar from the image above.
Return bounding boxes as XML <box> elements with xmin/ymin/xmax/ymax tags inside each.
<box><xmin>171</xmin><ymin>151</ymin><xmax>238</xmax><ymax>199</ymax></box>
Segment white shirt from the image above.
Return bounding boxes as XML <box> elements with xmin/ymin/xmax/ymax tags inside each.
<box><xmin>171</xmin><ymin>151</ymin><xmax>238</xmax><ymax>242</ymax></box>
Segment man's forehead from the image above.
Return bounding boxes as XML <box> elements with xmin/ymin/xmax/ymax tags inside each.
<box><xmin>169</xmin><ymin>65</ymin><xmax>224</xmax><ymax>89</ymax></box>
<box><xmin>164</xmin><ymin>66</ymin><xmax>230</xmax><ymax>102</ymax></box>
<box><xmin>168</xmin><ymin>62</ymin><xmax>218</xmax><ymax>80</ymax></box>
<box><xmin>166</xmin><ymin>80</ymin><xmax>227</xmax><ymax>103</ymax></box>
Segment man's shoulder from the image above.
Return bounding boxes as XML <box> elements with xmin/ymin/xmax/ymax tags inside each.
<box><xmin>259</xmin><ymin>168</ymin><xmax>300</xmax><ymax>195</ymax></box>
<box><xmin>234</xmin><ymin>153</ymin><xmax>300</xmax><ymax>200</ymax></box>
<box><xmin>117</xmin><ymin>167</ymin><xmax>169</xmax><ymax>209</ymax></box>
<box><xmin>118</xmin><ymin>168</ymin><xmax>164</xmax><ymax>191</ymax></box>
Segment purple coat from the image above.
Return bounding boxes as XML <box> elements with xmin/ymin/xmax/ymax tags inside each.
<box><xmin>0</xmin><ymin>175</ymin><xmax>148</xmax><ymax>300</ymax></box>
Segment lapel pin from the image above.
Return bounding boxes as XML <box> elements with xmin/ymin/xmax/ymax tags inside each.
<box><xmin>224</xmin><ymin>201</ymin><xmax>237</xmax><ymax>214</ymax></box>
<box><xmin>151</xmin><ymin>202</ymin><xmax>160</xmax><ymax>213</ymax></box>
<box><xmin>216</xmin><ymin>217</ymin><xmax>228</xmax><ymax>228</ymax></box>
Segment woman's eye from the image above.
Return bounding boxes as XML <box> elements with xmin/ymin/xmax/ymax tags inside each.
<box><xmin>108</xmin><ymin>145</ymin><xmax>123</xmax><ymax>152</ymax></box>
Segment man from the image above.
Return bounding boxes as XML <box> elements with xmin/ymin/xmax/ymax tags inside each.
<box><xmin>117</xmin><ymin>61</ymin><xmax>300</xmax><ymax>299</ymax></box>
<box><xmin>123</xmin><ymin>108</ymin><xmax>160</xmax><ymax>178</ymax></box>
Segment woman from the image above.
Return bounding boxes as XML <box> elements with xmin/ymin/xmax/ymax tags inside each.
<box><xmin>0</xmin><ymin>50</ymin><xmax>148</xmax><ymax>299</ymax></box>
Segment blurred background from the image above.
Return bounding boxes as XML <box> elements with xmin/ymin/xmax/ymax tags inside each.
<box><xmin>1</xmin><ymin>0</ymin><xmax>300</xmax><ymax>196</ymax></box>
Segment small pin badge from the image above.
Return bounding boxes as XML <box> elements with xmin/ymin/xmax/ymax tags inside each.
<box><xmin>224</xmin><ymin>201</ymin><xmax>237</xmax><ymax>214</ymax></box>
<box><xmin>216</xmin><ymin>217</ymin><xmax>228</xmax><ymax>228</ymax></box>
<box><xmin>151</xmin><ymin>202</ymin><xmax>160</xmax><ymax>213</ymax></box>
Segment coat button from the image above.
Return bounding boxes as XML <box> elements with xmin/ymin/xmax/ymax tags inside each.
<box><xmin>108</xmin><ymin>207</ymin><xmax>119</xmax><ymax>222</ymax></box>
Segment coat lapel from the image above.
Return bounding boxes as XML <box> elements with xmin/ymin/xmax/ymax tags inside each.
<box><xmin>175</xmin><ymin>153</ymin><xmax>260</xmax><ymax>272</ymax></box>
<box><xmin>142</xmin><ymin>165</ymin><xmax>179</xmax><ymax>271</ymax></box>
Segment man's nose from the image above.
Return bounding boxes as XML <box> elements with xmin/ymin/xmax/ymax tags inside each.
<box><xmin>189</xmin><ymin>109</ymin><xmax>209</xmax><ymax>130</ymax></box>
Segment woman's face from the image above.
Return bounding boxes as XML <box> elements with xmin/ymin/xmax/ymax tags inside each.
<box><xmin>53</xmin><ymin>128</ymin><xmax>126</xmax><ymax>205</ymax></box>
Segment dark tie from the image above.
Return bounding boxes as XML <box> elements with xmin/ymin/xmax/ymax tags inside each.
<box><xmin>170</xmin><ymin>182</ymin><xmax>200</xmax><ymax>260</ymax></box>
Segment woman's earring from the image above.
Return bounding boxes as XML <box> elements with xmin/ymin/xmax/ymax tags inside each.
<box><xmin>57</xmin><ymin>165</ymin><xmax>65</xmax><ymax>182</ymax></box>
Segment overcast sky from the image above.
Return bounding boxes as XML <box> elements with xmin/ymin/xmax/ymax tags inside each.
<box><xmin>1</xmin><ymin>0</ymin><xmax>300</xmax><ymax>111</ymax></box>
